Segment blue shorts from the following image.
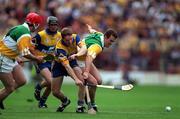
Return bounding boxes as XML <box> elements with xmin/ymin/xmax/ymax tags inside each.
<box><xmin>52</xmin><ymin>60</ymin><xmax>78</xmax><ymax>78</ymax></box>
<box><xmin>35</xmin><ymin>61</ymin><xmax>52</xmax><ymax>73</ymax></box>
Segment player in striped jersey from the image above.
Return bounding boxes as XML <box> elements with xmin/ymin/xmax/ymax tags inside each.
<box><xmin>0</xmin><ymin>12</ymin><xmax>43</xmax><ymax>109</ymax></box>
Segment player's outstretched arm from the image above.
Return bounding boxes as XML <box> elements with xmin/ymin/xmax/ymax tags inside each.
<box><xmin>76</xmin><ymin>45</ymin><xmax>87</xmax><ymax>57</ymax></box>
<box><xmin>86</xmin><ymin>24</ymin><xmax>97</xmax><ymax>33</ymax></box>
<box><xmin>69</xmin><ymin>45</ymin><xmax>87</xmax><ymax>60</ymax></box>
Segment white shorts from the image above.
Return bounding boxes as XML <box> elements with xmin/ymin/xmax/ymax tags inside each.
<box><xmin>77</xmin><ymin>60</ymin><xmax>85</xmax><ymax>68</ymax></box>
<box><xmin>0</xmin><ymin>54</ymin><xmax>18</xmax><ymax>73</ymax></box>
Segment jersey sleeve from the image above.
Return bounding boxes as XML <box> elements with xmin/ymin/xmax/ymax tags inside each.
<box><xmin>17</xmin><ymin>35</ymin><xmax>33</xmax><ymax>56</ymax></box>
<box><xmin>32</xmin><ymin>33</ymin><xmax>41</xmax><ymax>47</ymax></box>
<box><xmin>55</xmin><ymin>49</ymin><xmax>69</xmax><ymax>65</ymax></box>
<box><xmin>75</xmin><ymin>35</ymin><xmax>86</xmax><ymax>48</ymax></box>
<box><xmin>87</xmin><ymin>44</ymin><xmax>102</xmax><ymax>59</ymax></box>
<box><xmin>75</xmin><ymin>35</ymin><xmax>81</xmax><ymax>45</ymax></box>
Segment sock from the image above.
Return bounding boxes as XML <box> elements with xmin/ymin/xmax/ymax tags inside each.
<box><xmin>35</xmin><ymin>83</ymin><xmax>42</xmax><ymax>90</ymax></box>
<box><xmin>91</xmin><ymin>102</ymin><xmax>96</xmax><ymax>106</ymax></box>
<box><xmin>61</xmin><ymin>97</ymin><xmax>68</xmax><ymax>103</ymax></box>
<box><xmin>77</xmin><ymin>100</ymin><xmax>84</xmax><ymax>106</ymax></box>
<box><xmin>39</xmin><ymin>96</ymin><xmax>47</xmax><ymax>105</ymax></box>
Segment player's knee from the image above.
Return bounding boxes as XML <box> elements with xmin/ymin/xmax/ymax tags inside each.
<box><xmin>18</xmin><ymin>80</ymin><xmax>26</xmax><ymax>87</ymax></box>
<box><xmin>6</xmin><ymin>84</ymin><xmax>15</xmax><ymax>93</ymax></box>
<box><xmin>9</xmin><ymin>86</ymin><xmax>15</xmax><ymax>93</ymax></box>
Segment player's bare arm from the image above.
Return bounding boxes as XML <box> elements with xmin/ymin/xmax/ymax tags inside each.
<box><xmin>58</xmin><ymin>52</ymin><xmax>83</xmax><ymax>86</ymax></box>
<box><xmin>61</xmin><ymin>61</ymin><xmax>83</xmax><ymax>86</ymax></box>
<box><xmin>86</xmin><ymin>24</ymin><xmax>97</xmax><ymax>33</ymax></box>
<box><xmin>68</xmin><ymin>42</ymin><xmax>87</xmax><ymax>60</ymax></box>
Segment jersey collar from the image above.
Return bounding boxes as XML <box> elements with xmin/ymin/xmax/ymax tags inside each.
<box><xmin>101</xmin><ymin>34</ymin><xmax>104</xmax><ymax>47</ymax></box>
<box><xmin>45</xmin><ymin>28</ymin><xmax>57</xmax><ymax>35</ymax></box>
<box><xmin>22</xmin><ymin>22</ymin><xmax>30</xmax><ymax>32</ymax></box>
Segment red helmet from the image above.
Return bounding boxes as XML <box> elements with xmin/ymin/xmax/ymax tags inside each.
<box><xmin>25</xmin><ymin>12</ymin><xmax>42</xmax><ymax>25</ymax></box>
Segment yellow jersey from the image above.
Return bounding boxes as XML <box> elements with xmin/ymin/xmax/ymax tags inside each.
<box><xmin>55</xmin><ymin>34</ymin><xmax>84</xmax><ymax>64</ymax></box>
<box><xmin>32</xmin><ymin>29</ymin><xmax>61</xmax><ymax>57</ymax></box>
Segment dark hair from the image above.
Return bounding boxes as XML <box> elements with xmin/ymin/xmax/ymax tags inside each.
<box><xmin>104</xmin><ymin>29</ymin><xmax>118</xmax><ymax>39</ymax></box>
<box><xmin>61</xmin><ymin>27</ymin><xmax>73</xmax><ymax>38</ymax></box>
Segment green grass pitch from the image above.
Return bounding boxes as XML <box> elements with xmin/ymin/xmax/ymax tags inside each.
<box><xmin>0</xmin><ymin>84</ymin><xmax>180</xmax><ymax>119</ymax></box>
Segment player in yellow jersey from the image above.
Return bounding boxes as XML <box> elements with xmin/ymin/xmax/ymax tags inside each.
<box><xmin>0</xmin><ymin>12</ymin><xmax>43</xmax><ymax>109</ymax></box>
<box><xmin>69</xmin><ymin>24</ymin><xmax>118</xmax><ymax>111</ymax></box>
<box><xmin>51</xmin><ymin>27</ymin><xmax>98</xmax><ymax>113</ymax></box>
<box><xmin>31</xmin><ymin>16</ymin><xmax>61</xmax><ymax>108</ymax></box>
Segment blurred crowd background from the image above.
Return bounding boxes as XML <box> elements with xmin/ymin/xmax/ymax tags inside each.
<box><xmin>0</xmin><ymin>0</ymin><xmax>179</xmax><ymax>74</ymax></box>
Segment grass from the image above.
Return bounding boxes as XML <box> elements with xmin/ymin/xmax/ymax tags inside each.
<box><xmin>0</xmin><ymin>84</ymin><xmax>180</xmax><ymax>119</ymax></box>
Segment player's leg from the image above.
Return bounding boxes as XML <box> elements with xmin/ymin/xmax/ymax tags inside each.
<box><xmin>52</xmin><ymin>76</ymin><xmax>70</xmax><ymax>112</ymax></box>
<box><xmin>34</xmin><ymin>62</ymin><xmax>51</xmax><ymax>101</ymax></box>
<box><xmin>77</xmin><ymin>60</ymin><xmax>98</xmax><ymax>111</ymax></box>
<box><xmin>85</xmin><ymin>72</ymin><xmax>98</xmax><ymax>103</ymax></box>
<box><xmin>35</xmin><ymin>80</ymin><xmax>49</xmax><ymax>97</ymax></box>
<box><xmin>80</xmin><ymin>67</ymin><xmax>98</xmax><ymax>85</ymax></box>
<box><xmin>33</xmin><ymin>64</ymin><xmax>43</xmax><ymax>101</ymax></box>
<box><xmin>38</xmin><ymin>68</ymin><xmax>52</xmax><ymax>108</ymax></box>
<box><xmin>73</xmin><ymin>66</ymin><xmax>86</xmax><ymax>113</ymax></box>
<box><xmin>34</xmin><ymin>81</ymin><xmax>43</xmax><ymax>101</ymax></box>
<box><xmin>0</xmin><ymin>55</ymin><xmax>19</xmax><ymax>109</ymax></box>
<box><xmin>12</xmin><ymin>65</ymin><xmax>26</xmax><ymax>89</ymax></box>
<box><xmin>88</xmin><ymin>63</ymin><xmax>102</xmax><ymax>111</ymax></box>
<box><xmin>0</xmin><ymin>72</ymin><xmax>15</xmax><ymax>109</ymax></box>
<box><xmin>36</xmin><ymin>80</ymin><xmax>47</xmax><ymax>89</ymax></box>
<box><xmin>90</xmin><ymin>63</ymin><xmax>102</xmax><ymax>85</ymax></box>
